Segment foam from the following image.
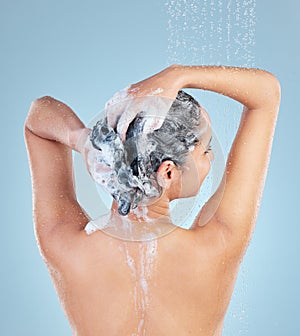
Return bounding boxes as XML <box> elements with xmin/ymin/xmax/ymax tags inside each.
<box><xmin>81</xmin><ymin>90</ymin><xmax>221</xmax><ymax>236</ymax></box>
<box><xmin>84</xmin><ymin>91</ymin><xmax>208</xmax><ymax>218</ymax></box>
<box><xmin>104</xmin><ymin>86</ymin><xmax>130</xmax><ymax>110</ymax></box>
<box><xmin>83</xmin><ymin>120</ymin><xmax>161</xmax><ymax>217</ymax></box>
<box><xmin>149</xmin><ymin>87</ymin><xmax>164</xmax><ymax>95</ymax></box>
<box><xmin>85</xmin><ymin>208</ymin><xmax>177</xmax><ymax>242</ymax></box>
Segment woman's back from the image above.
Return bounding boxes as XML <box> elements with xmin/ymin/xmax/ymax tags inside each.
<box><xmin>25</xmin><ymin>64</ymin><xmax>280</xmax><ymax>336</ymax></box>
<box><xmin>47</xmin><ymin>217</ymin><xmax>241</xmax><ymax>336</ymax></box>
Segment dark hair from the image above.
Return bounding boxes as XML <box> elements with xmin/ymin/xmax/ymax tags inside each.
<box><xmin>88</xmin><ymin>90</ymin><xmax>206</xmax><ymax>216</ymax></box>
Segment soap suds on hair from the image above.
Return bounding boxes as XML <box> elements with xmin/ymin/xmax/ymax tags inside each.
<box><xmin>84</xmin><ymin>90</ymin><xmax>207</xmax><ymax>218</ymax></box>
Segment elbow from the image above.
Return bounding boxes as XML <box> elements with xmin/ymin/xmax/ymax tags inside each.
<box><xmin>24</xmin><ymin>95</ymin><xmax>54</xmax><ymax>130</ymax></box>
<box><xmin>268</xmin><ymin>73</ymin><xmax>281</xmax><ymax>104</ymax></box>
<box><xmin>33</xmin><ymin>95</ymin><xmax>54</xmax><ymax>104</ymax></box>
<box><xmin>30</xmin><ymin>95</ymin><xmax>54</xmax><ymax>111</ymax></box>
<box><xmin>261</xmin><ymin>71</ymin><xmax>281</xmax><ymax>107</ymax></box>
<box><xmin>273</xmin><ymin>77</ymin><xmax>281</xmax><ymax>105</ymax></box>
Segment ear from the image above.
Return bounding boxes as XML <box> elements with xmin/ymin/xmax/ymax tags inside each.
<box><xmin>156</xmin><ymin>160</ymin><xmax>177</xmax><ymax>188</ymax></box>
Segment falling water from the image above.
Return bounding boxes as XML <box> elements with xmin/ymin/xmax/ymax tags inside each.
<box><xmin>165</xmin><ymin>0</ymin><xmax>256</xmax><ymax>155</ymax></box>
<box><xmin>165</xmin><ymin>0</ymin><xmax>256</xmax><ymax>66</ymax></box>
<box><xmin>120</xmin><ymin>239</ymin><xmax>158</xmax><ymax>336</ymax></box>
<box><xmin>165</xmin><ymin>1</ymin><xmax>256</xmax><ymax>334</ymax></box>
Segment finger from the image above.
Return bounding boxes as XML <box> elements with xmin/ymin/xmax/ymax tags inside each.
<box><xmin>105</xmin><ymin>104</ymin><xmax>120</xmax><ymax>129</ymax></box>
<box><xmin>143</xmin><ymin>116</ymin><xmax>165</xmax><ymax>134</ymax></box>
<box><xmin>105</xmin><ymin>100</ymin><xmax>129</xmax><ymax>129</ymax></box>
<box><xmin>105</xmin><ymin>86</ymin><xmax>130</xmax><ymax>109</ymax></box>
<box><xmin>141</xmin><ymin>96</ymin><xmax>173</xmax><ymax>133</ymax></box>
<box><xmin>116</xmin><ymin>122</ymin><xmax>127</xmax><ymax>142</ymax></box>
<box><xmin>116</xmin><ymin>108</ymin><xmax>138</xmax><ymax>142</ymax></box>
<box><xmin>105</xmin><ymin>87</ymin><xmax>130</xmax><ymax>128</ymax></box>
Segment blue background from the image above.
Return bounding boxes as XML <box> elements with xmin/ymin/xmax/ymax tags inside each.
<box><xmin>1</xmin><ymin>0</ymin><xmax>299</xmax><ymax>335</ymax></box>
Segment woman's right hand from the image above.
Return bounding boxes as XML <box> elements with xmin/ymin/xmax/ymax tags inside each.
<box><xmin>105</xmin><ymin>64</ymin><xmax>184</xmax><ymax>142</ymax></box>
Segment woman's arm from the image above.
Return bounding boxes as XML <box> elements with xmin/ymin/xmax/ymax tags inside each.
<box><xmin>177</xmin><ymin>65</ymin><xmax>281</xmax><ymax>255</ymax></box>
<box><xmin>24</xmin><ymin>97</ymin><xmax>92</xmax><ymax>258</ymax></box>
<box><xmin>176</xmin><ymin>65</ymin><xmax>280</xmax><ymax>109</ymax></box>
<box><xmin>25</xmin><ymin>96</ymin><xmax>90</xmax><ymax>153</ymax></box>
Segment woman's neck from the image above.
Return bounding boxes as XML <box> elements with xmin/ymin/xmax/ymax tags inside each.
<box><xmin>110</xmin><ymin>197</ymin><xmax>172</xmax><ymax>223</ymax></box>
<box><xmin>106</xmin><ymin>200</ymin><xmax>177</xmax><ymax>241</ymax></box>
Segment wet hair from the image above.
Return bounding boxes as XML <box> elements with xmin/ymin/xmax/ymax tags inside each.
<box><xmin>88</xmin><ymin>90</ymin><xmax>206</xmax><ymax>216</ymax></box>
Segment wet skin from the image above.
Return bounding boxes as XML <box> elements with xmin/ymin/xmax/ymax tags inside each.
<box><xmin>25</xmin><ymin>120</ymin><xmax>240</xmax><ymax>336</ymax></box>
<box><xmin>42</xmin><ymin>212</ymin><xmax>240</xmax><ymax>336</ymax></box>
<box><xmin>24</xmin><ymin>65</ymin><xmax>280</xmax><ymax>335</ymax></box>
<box><xmin>24</xmin><ymin>125</ymin><xmax>242</xmax><ymax>336</ymax></box>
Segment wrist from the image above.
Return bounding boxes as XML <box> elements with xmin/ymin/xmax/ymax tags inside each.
<box><xmin>69</xmin><ymin>127</ymin><xmax>91</xmax><ymax>153</ymax></box>
<box><xmin>174</xmin><ymin>65</ymin><xmax>200</xmax><ymax>89</ymax></box>
<box><xmin>168</xmin><ymin>64</ymin><xmax>187</xmax><ymax>90</ymax></box>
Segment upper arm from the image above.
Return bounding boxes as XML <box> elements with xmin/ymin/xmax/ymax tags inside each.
<box><xmin>24</xmin><ymin>125</ymin><xmax>90</xmax><ymax>245</ymax></box>
<box><xmin>200</xmin><ymin>77</ymin><xmax>281</xmax><ymax>253</ymax></box>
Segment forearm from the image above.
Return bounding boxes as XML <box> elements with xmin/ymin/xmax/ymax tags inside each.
<box><xmin>25</xmin><ymin>96</ymin><xmax>89</xmax><ymax>152</ymax></box>
<box><xmin>176</xmin><ymin>65</ymin><xmax>281</xmax><ymax>110</ymax></box>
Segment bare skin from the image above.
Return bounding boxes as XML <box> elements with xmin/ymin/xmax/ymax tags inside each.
<box><xmin>24</xmin><ymin>65</ymin><xmax>280</xmax><ymax>335</ymax></box>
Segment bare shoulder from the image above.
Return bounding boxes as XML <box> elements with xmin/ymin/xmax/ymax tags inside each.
<box><xmin>193</xmin><ymin>76</ymin><xmax>281</xmax><ymax>256</ymax></box>
<box><xmin>24</xmin><ymin>122</ymin><xmax>93</xmax><ymax>268</ymax></box>
<box><xmin>39</xmin><ymin>214</ymin><xmax>118</xmax><ymax>270</ymax></box>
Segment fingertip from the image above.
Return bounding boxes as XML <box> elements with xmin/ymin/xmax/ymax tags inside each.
<box><xmin>143</xmin><ymin>118</ymin><xmax>164</xmax><ymax>134</ymax></box>
<box><xmin>116</xmin><ymin>124</ymin><xmax>127</xmax><ymax>142</ymax></box>
<box><xmin>106</xmin><ymin>115</ymin><xmax>112</xmax><ymax>128</ymax></box>
<box><xmin>143</xmin><ymin>122</ymin><xmax>155</xmax><ymax>134</ymax></box>
<box><xmin>155</xmin><ymin>118</ymin><xmax>164</xmax><ymax>130</ymax></box>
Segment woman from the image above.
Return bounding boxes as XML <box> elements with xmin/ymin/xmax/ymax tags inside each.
<box><xmin>24</xmin><ymin>64</ymin><xmax>280</xmax><ymax>335</ymax></box>
<box><xmin>82</xmin><ymin>88</ymin><xmax>215</xmax><ymax>239</ymax></box>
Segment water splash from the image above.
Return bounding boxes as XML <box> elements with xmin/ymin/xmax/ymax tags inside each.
<box><xmin>165</xmin><ymin>0</ymin><xmax>256</xmax><ymax>334</ymax></box>
<box><xmin>165</xmin><ymin>0</ymin><xmax>257</xmax><ymax>152</ymax></box>
<box><xmin>224</xmin><ymin>262</ymin><xmax>249</xmax><ymax>335</ymax></box>
<box><xmin>120</xmin><ymin>239</ymin><xmax>158</xmax><ymax>336</ymax></box>
<box><xmin>165</xmin><ymin>0</ymin><xmax>256</xmax><ymax>66</ymax></box>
